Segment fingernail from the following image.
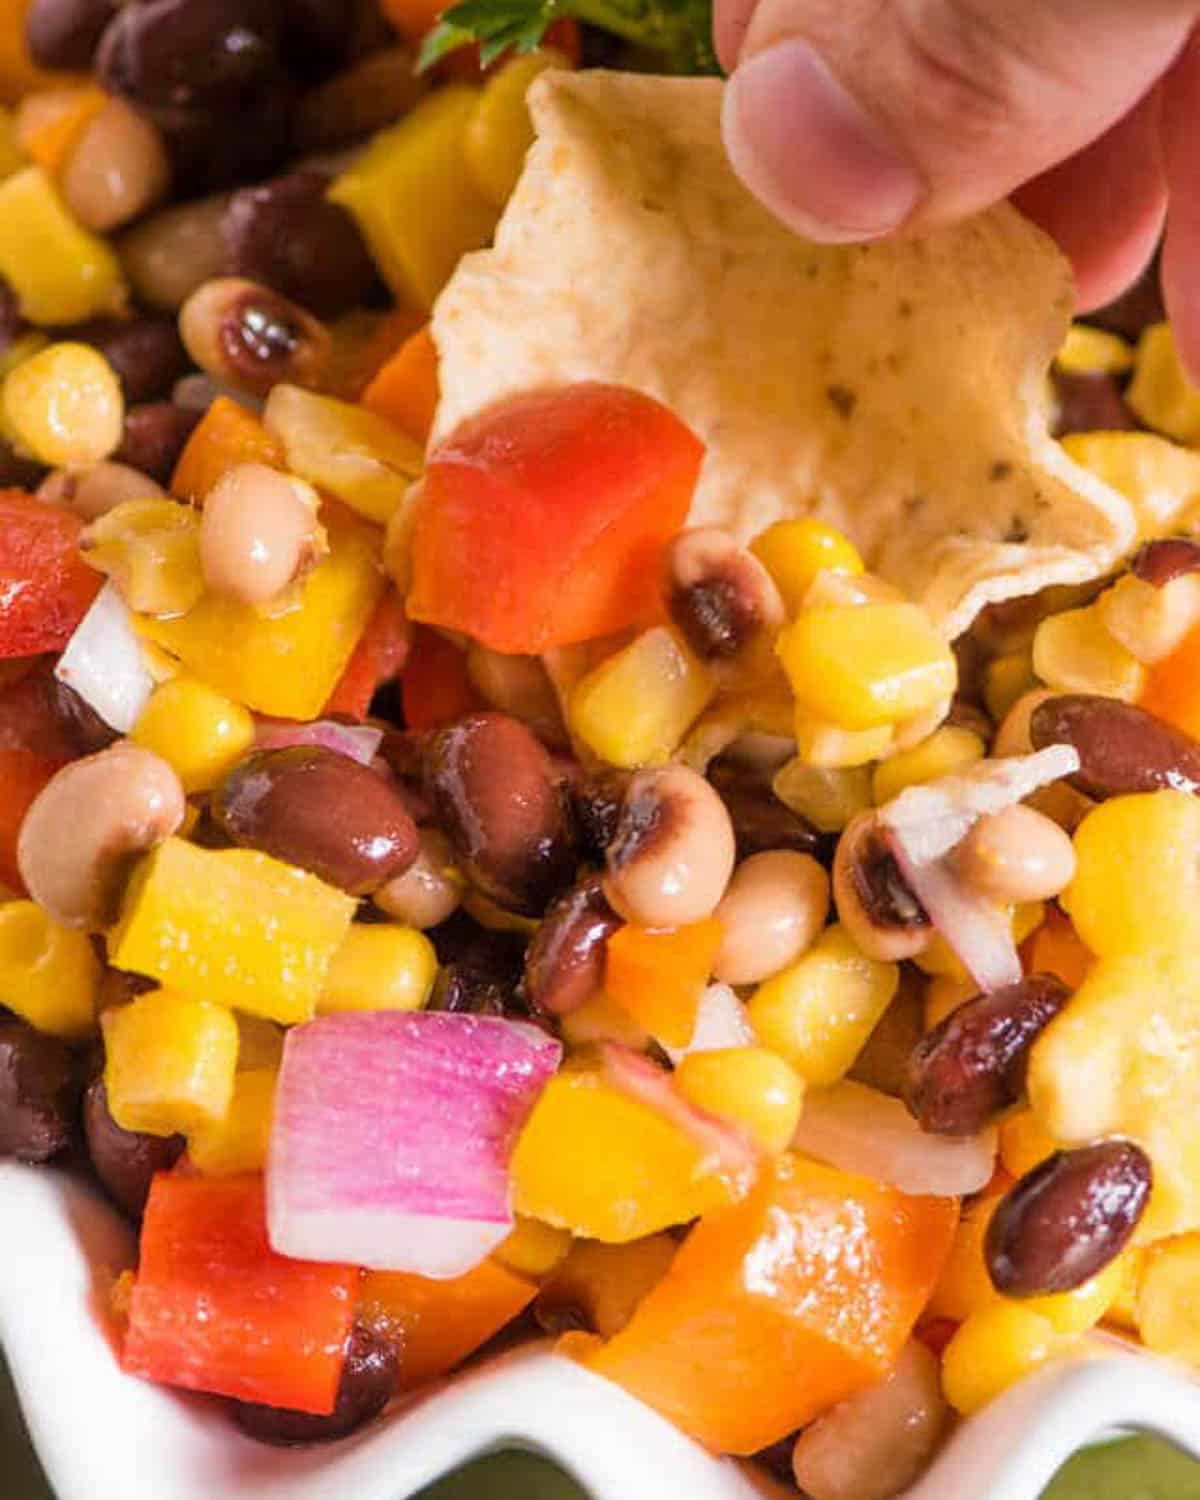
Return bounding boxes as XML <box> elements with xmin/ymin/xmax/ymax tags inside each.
<box><xmin>723</xmin><ymin>38</ymin><xmax>923</xmax><ymax>240</ymax></box>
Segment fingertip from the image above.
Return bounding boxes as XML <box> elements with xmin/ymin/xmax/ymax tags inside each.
<box><xmin>714</xmin><ymin>0</ymin><xmax>758</xmax><ymax>73</ymax></box>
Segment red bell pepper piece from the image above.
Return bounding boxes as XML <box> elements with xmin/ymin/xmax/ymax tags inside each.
<box><xmin>401</xmin><ymin>625</ymin><xmax>485</xmax><ymax>731</ymax></box>
<box><xmin>0</xmin><ymin>749</ymin><xmax>63</xmax><ymax>892</ymax></box>
<box><xmin>324</xmin><ymin>591</ymin><xmax>413</xmax><ymax>719</ymax></box>
<box><xmin>408</xmin><ymin>384</ymin><xmax>703</xmax><ymax>654</ymax></box>
<box><xmin>0</xmin><ymin>491</ymin><xmax>101</xmax><ymax>659</ymax></box>
<box><xmin>123</xmin><ymin>1175</ymin><xmax>358</xmax><ymax>1415</ymax></box>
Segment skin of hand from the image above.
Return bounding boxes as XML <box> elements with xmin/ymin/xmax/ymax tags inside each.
<box><xmin>716</xmin><ymin>0</ymin><xmax>1200</xmax><ymax>377</ymax></box>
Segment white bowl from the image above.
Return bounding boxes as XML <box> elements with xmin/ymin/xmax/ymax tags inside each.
<box><xmin>5</xmin><ymin>1163</ymin><xmax>1200</xmax><ymax>1500</ymax></box>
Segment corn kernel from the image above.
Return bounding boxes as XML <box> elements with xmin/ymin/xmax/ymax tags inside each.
<box><xmin>1021</xmin><ymin>1255</ymin><xmax>1126</xmax><ymax>1336</ymax></box>
<box><xmin>1032</xmin><ymin>605</ymin><xmax>1145</xmax><ymax>702</ymax></box>
<box><xmin>1062</xmin><ymin>429</ymin><xmax>1200</xmax><ymax>540</ymax></box>
<box><xmin>941</xmin><ymin>1300</ymin><xmax>1065</xmax><ymax>1415</ymax></box>
<box><xmin>801</xmin><ymin>570</ymin><xmax>906</xmax><ymax>612</ymax></box>
<box><xmin>772</xmin><ymin>758</ymin><xmax>872</xmax><ymax>833</ymax></box>
<box><xmin>132</xmin><ymin>676</ymin><xmax>254</xmax><ymax>794</ymax></box>
<box><xmin>748</xmin><ymin>924</ymin><xmax>898</xmax><ymax>1086</ymax></box>
<box><xmin>493</xmin><ymin>1215</ymin><xmax>573</xmax><ymax>1280</ymax></box>
<box><xmin>464</xmin><ymin>49</ymin><xmax>566</xmax><ymax>208</ymax></box>
<box><xmin>984</xmin><ymin>651</ymin><xmax>1036</xmax><ymax>725</ymax></box>
<box><xmin>751</xmin><ymin>519</ymin><xmax>864</xmax><ymax>617</ymax></box>
<box><xmin>1055</xmin><ymin>323</ymin><xmax>1134</xmax><ymax>378</ymax></box>
<box><xmin>570</xmin><ymin>626</ymin><xmax>714</xmax><ymax>769</ymax></box>
<box><xmin>102</xmin><ymin>989</ymin><xmax>238</xmax><ymax>1137</ymax></box>
<box><xmin>999</xmin><ymin>1110</ymin><xmax>1058</xmax><ymax>1179</ymax></box>
<box><xmin>4</xmin><ymin>341</ymin><xmax>123</xmax><ymax>466</ymax></box>
<box><xmin>674</xmin><ymin>1046</ymin><xmax>804</xmax><ymax>1155</ymax></box>
<box><xmin>1099</xmin><ymin>573</ymin><xmax>1200</xmax><ymax>666</ymax></box>
<box><xmin>0</xmin><ymin>900</ymin><xmax>99</xmax><ymax>1038</ymax></box>
<box><xmin>0</xmin><ymin>167</ymin><xmax>127</xmax><ymax>325</ymax></box>
<box><xmin>778</xmin><ymin>603</ymin><xmax>956</xmax><ymax>731</ymax></box>
<box><xmin>187</xmin><ymin>1066</ymin><xmax>276</xmax><ymax>1176</ymax></box>
<box><xmin>318</xmin><ymin>923</ymin><xmax>438</xmax><ymax>1014</ymax></box>
<box><xmin>872</xmin><ymin>725</ymin><xmax>984</xmax><ymax>805</ymax></box>
<box><xmin>794</xmin><ymin>713</ymin><xmax>894</xmax><ymax>768</ymax></box>
<box><xmin>81</xmin><ymin>496</ymin><xmax>203</xmax><ymax>617</ymax></box>
<box><xmin>1127</xmin><ymin>323</ymin><xmax>1200</xmax><ymax>445</ymax></box>
<box><xmin>929</xmin><ymin>1191</ymin><xmax>1001</xmax><ymax>1322</ymax></box>
<box><xmin>1138</xmin><ymin>1236</ymin><xmax>1200</xmax><ymax>1366</ymax></box>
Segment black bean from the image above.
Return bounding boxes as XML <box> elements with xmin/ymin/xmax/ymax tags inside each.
<box><xmin>115</xmin><ymin>401</ymin><xmax>202</xmax><ymax>484</ymax></box>
<box><xmin>67</xmin><ymin>316</ymin><xmax>190</xmax><ymax>404</ymax></box>
<box><xmin>1030</xmin><ymin>693</ymin><xmax>1200</xmax><ymax>800</ymax></box>
<box><xmin>280</xmin><ymin>0</ymin><xmax>353</xmax><ymax>80</ymax></box>
<box><xmin>25</xmin><ymin>0</ymin><xmax>117</xmax><ymax>69</ymax></box>
<box><xmin>83</xmin><ymin>1077</ymin><xmax>183</xmax><ymax>1219</ymax></box>
<box><xmin>903</xmin><ymin>974</ymin><xmax>1071</xmax><ymax>1136</ymax></box>
<box><xmin>222</xmin><ymin>172</ymin><xmax>379</xmax><ymax>319</ymax></box>
<box><xmin>1051</xmin><ymin>370</ymin><xmax>1137</xmax><ymax>439</ymax></box>
<box><xmin>708</xmin><ymin>766</ymin><xmax>823</xmax><ymax>860</ymax></box>
<box><xmin>51</xmin><ymin>676</ymin><xmax>121</xmax><ymax>755</ymax></box>
<box><xmin>232</xmin><ymin>1323</ymin><xmax>398</xmax><ymax>1446</ymax></box>
<box><xmin>1130</xmin><ymin>537</ymin><xmax>1200</xmax><ymax>589</ymax></box>
<box><xmin>159</xmin><ymin>85</ymin><xmax>295</xmax><ymax>196</ymax></box>
<box><xmin>0</xmin><ymin>1017</ymin><xmax>79</xmax><ymax>1163</ymax></box>
<box><xmin>428</xmin><ymin>914</ymin><xmax>526</xmax><ymax>1017</ymax></box>
<box><xmin>524</xmin><ymin>876</ymin><xmax>620</xmax><ymax>1017</ymax></box>
<box><xmin>986</xmin><ymin>1141</ymin><xmax>1152</xmax><ymax>1296</ymax></box>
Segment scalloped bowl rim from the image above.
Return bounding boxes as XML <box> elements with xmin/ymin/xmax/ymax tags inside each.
<box><xmin>5</xmin><ymin>1164</ymin><xmax>1200</xmax><ymax>1500</ymax></box>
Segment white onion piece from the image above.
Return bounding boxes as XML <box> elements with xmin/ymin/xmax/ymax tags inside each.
<box><xmin>792</xmin><ymin>1080</ymin><xmax>997</xmax><ymax>1197</ymax></box>
<box><xmin>54</xmin><ymin>581</ymin><xmax>155</xmax><ymax>732</ymax></box>
<box><xmin>664</xmin><ymin>983</ymin><xmax>755</xmax><ymax>1065</ymax></box>
<box><xmin>268</xmin><ymin>1012</ymin><xmax>561</xmax><ymax>1279</ymax></box>
<box><xmin>255</xmin><ymin>717</ymin><xmax>384</xmax><ymax>766</ymax></box>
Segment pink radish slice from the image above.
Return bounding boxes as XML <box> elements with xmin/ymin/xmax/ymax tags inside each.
<box><xmin>267</xmin><ymin>1012</ymin><xmax>561</xmax><ymax>1279</ymax></box>
<box><xmin>792</xmin><ymin>1080</ymin><xmax>997</xmax><ymax>1197</ymax></box>
<box><xmin>255</xmin><ymin>718</ymin><xmax>383</xmax><ymax>765</ymax></box>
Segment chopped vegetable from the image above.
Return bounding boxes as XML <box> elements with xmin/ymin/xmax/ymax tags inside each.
<box><xmin>187</xmin><ymin>1068</ymin><xmax>278</xmax><ymax>1177</ymax></box>
<box><xmin>170</xmin><ymin>397</ymin><xmax>284</xmax><ymax>504</ymax></box>
<box><xmin>0</xmin><ymin>166</ymin><xmax>126</xmax><ymax>324</ymax></box>
<box><xmin>362</xmin><ymin>325</ymin><xmax>441</xmax><ymax>446</ymax></box>
<box><xmin>103</xmin><ymin>989</ymin><xmax>239</xmax><ymax>1137</ymax></box>
<box><xmin>604</xmin><ymin>919</ymin><xmax>723</xmax><ymax>1048</ymax></box>
<box><xmin>569</xmin><ymin>626</ymin><xmax>714</xmax><ymax>768</ymax></box>
<box><xmin>323</xmin><ymin>590</ymin><xmax>411</xmax><ymax>719</ymax></box>
<box><xmin>401</xmin><ymin>625</ymin><xmax>486</xmax><ymax>730</ymax></box>
<box><xmin>54</xmin><ymin>580</ymin><xmax>155</xmax><ymax>733</ymax></box>
<box><xmin>0</xmin><ymin>489</ymin><xmax>101</xmax><ymax>658</ymax></box>
<box><xmin>254</xmin><ymin>718</ymin><xmax>384</xmax><ymax>767</ymax></box>
<box><xmin>0</xmin><ymin>898</ymin><xmax>98</xmax><ymax>1037</ymax></box>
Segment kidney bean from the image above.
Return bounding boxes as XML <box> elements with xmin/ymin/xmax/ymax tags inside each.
<box><xmin>425</xmin><ymin>713</ymin><xmax>574</xmax><ymax>917</ymax></box>
<box><xmin>25</xmin><ymin>0</ymin><xmax>116</xmax><ymax>69</ymax></box>
<box><xmin>1030</xmin><ymin>693</ymin><xmax>1200</xmax><ymax>800</ymax></box>
<box><xmin>213</xmin><ymin>746</ymin><xmax>419</xmax><ymax>896</ymax></box>
<box><xmin>430</xmin><ymin>919</ymin><xmax>527</xmax><ymax>1018</ymax></box>
<box><xmin>986</xmin><ymin>1141</ymin><xmax>1152</xmax><ymax>1297</ymax></box>
<box><xmin>524</xmin><ymin>876</ymin><xmax>621</xmax><ymax>1017</ymax></box>
<box><xmin>1051</xmin><ymin>371</ymin><xmax>1136</xmax><ymax>439</ymax></box>
<box><xmin>0</xmin><ymin>1016</ymin><xmax>79</xmax><ymax>1163</ymax></box>
<box><xmin>115</xmin><ymin>401</ymin><xmax>202</xmax><ymax>484</ymax></box>
<box><xmin>280</xmin><ymin>0</ymin><xmax>353</xmax><ymax>81</ymax></box>
<box><xmin>833</xmin><ymin>812</ymin><xmax>930</xmax><ymax>962</ymax></box>
<box><xmin>222</xmin><ymin>172</ymin><xmax>378</xmax><ymax>319</ymax></box>
<box><xmin>83</xmin><ymin>1076</ymin><xmax>183</xmax><ymax>1219</ymax></box>
<box><xmin>903</xmin><ymin>974</ymin><xmax>1071</xmax><ymax>1136</ymax></box>
<box><xmin>1130</xmin><ymin>537</ymin><xmax>1200</xmax><ymax>588</ymax></box>
<box><xmin>708</xmin><ymin>765</ymin><xmax>823</xmax><ymax>860</ymax></box>
<box><xmin>232</xmin><ymin>1323</ymin><xmax>398</xmax><ymax>1446</ymax></box>
<box><xmin>68</xmin><ymin>316</ymin><xmax>190</xmax><ymax>405</ymax></box>
<box><xmin>0</xmin><ymin>658</ymin><xmax>118</xmax><ymax>759</ymax></box>
<box><xmin>1090</xmin><ymin>253</ymin><xmax>1164</xmax><ymax>342</ymax></box>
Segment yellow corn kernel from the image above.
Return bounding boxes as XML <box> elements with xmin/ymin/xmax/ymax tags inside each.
<box><xmin>941</xmin><ymin>1301</ymin><xmax>1065</xmax><ymax>1415</ymax></box>
<box><xmin>872</xmin><ymin>725</ymin><xmax>984</xmax><ymax>806</ymax></box>
<box><xmin>329</xmin><ymin>86</ymin><xmax>498</xmax><ymax>312</ymax></box>
<box><xmin>1099</xmin><ymin>572</ymin><xmax>1200</xmax><ymax>666</ymax></box>
<box><xmin>1032</xmin><ymin>605</ymin><xmax>1145</xmax><ymax>702</ymax></box>
<box><xmin>493</xmin><ymin>1216</ymin><xmax>573</xmax><ymax>1280</ymax></box>
<box><xmin>916</xmin><ymin>903</ymin><xmax>1043</xmax><ymax>981</ymax></box>
<box><xmin>1021</xmin><ymin>1255</ymin><xmax>1127</xmax><ymax>1336</ymax></box>
<box><xmin>750</xmin><ymin>519</ymin><xmax>864</xmax><ymax>617</ymax></box>
<box><xmin>569</xmin><ymin>626</ymin><xmax>714</xmax><ymax>769</ymax></box>
<box><xmin>772</xmin><ymin>758</ymin><xmax>872</xmax><ymax>833</ymax></box>
<box><xmin>0</xmin><ymin>900</ymin><xmax>99</xmax><ymax>1038</ymax></box>
<box><xmin>0</xmin><ymin>167</ymin><xmax>127</xmax><ymax>325</ymax></box>
<box><xmin>132</xmin><ymin>676</ymin><xmax>255</xmax><ymax>794</ymax></box>
<box><xmin>984</xmin><ymin>651</ymin><xmax>1036</xmax><ymax>725</ymax></box>
<box><xmin>1127</xmin><ymin>322</ymin><xmax>1200</xmax><ymax>446</ymax></box>
<box><xmin>140</xmin><ymin>512</ymin><xmax>383</xmax><ymax>720</ymax></box>
<box><xmin>801</xmin><ymin>569</ymin><xmax>906</xmax><ymax>612</ymax></box>
<box><xmin>464</xmin><ymin>49</ymin><xmax>566</xmax><ymax>208</ymax></box>
<box><xmin>318</xmin><ymin>923</ymin><xmax>438</xmax><ymax>1014</ymax></box>
<box><xmin>748</xmin><ymin>924</ymin><xmax>898</xmax><ymax>1087</ymax></box>
<box><xmin>999</xmin><ymin>1110</ymin><xmax>1058</xmax><ymax>1179</ymax></box>
<box><xmin>4</xmin><ymin>341</ymin><xmax>123</xmax><ymax>466</ymax></box>
<box><xmin>793</xmin><ymin>713</ymin><xmax>894</xmax><ymax>768</ymax></box>
<box><xmin>236</xmin><ymin>1013</ymin><xmax>286</xmax><ymax>1071</ymax></box>
<box><xmin>1138</xmin><ymin>1237</ymin><xmax>1200</xmax><ymax>1366</ymax></box>
<box><xmin>186</xmin><ymin>1066</ymin><xmax>277</xmax><ymax>1176</ymax></box>
<box><xmin>81</xmin><ymin>496</ymin><xmax>203</xmax><ymax>618</ymax></box>
<box><xmin>674</xmin><ymin>1047</ymin><xmax>804</xmax><ymax>1155</ymax></box>
<box><xmin>263</xmin><ymin>384</ymin><xmax>423</xmax><ymax>527</ymax></box>
<box><xmin>102</xmin><ymin>989</ymin><xmax>238</xmax><ymax>1137</ymax></box>
<box><xmin>1055</xmin><ymin>323</ymin><xmax>1134</xmax><ymax>378</ymax></box>
<box><xmin>778</xmin><ymin>603</ymin><xmax>956</xmax><ymax>732</ymax></box>
<box><xmin>560</xmin><ymin>990</ymin><xmax>651</xmax><ymax>1052</ymax></box>
<box><xmin>923</xmin><ymin>974</ymin><xmax>975</xmax><ymax>1031</ymax></box>
<box><xmin>1062</xmin><ymin>429</ymin><xmax>1200</xmax><ymax>538</ymax></box>
<box><xmin>929</xmin><ymin>1191</ymin><xmax>1002</xmax><ymax>1322</ymax></box>
<box><xmin>110</xmin><ymin>837</ymin><xmax>356</xmax><ymax>1025</ymax></box>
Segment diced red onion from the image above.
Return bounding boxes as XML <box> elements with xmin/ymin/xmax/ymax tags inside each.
<box><xmin>792</xmin><ymin>1080</ymin><xmax>997</xmax><ymax>1197</ymax></box>
<box><xmin>664</xmin><ymin>983</ymin><xmax>755</xmax><ymax>1066</ymax></box>
<box><xmin>267</xmin><ymin>1012</ymin><xmax>561</xmax><ymax>1279</ymax></box>
<box><xmin>54</xmin><ymin>581</ymin><xmax>155</xmax><ymax>733</ymax></box>
<box><xmin>255</xmin><ymin>717</ymin><xmax>384</xmax><ymax>766</ymax></box>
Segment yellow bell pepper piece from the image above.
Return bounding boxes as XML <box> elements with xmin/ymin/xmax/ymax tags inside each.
<box><xmin>187</xmin><ymin>1067</ymin><xmax>277</xmax><ymax>1176</ymax></box>
<box><xmin>329</xmin><ymin>86</ymin><xmax>499</xmax><ymax>313</ymax></box>
<box><xmin>102</xmin><ymin>989</ymin><xmax>239</xmax><ymax>1137</ymax></box>
<box><xmin>464</xmin><ymin>49</ymin><xmax>565</xmax><ymax>209</ymax></box>
<box><xmin>139</xmin><ymin>513</ymin><xmax>383</xmax><ymax>719</ymax></box>
<box><xmin>0</xmin><ymin>167</ymin><xmax>126</xmax><ymax>324</ymax></box>
<box><xmin>0</xmin><ymin>900</ymin><xmax>99</xmax><ymax>1039</ymax></box>
<box><xmin>110</xmin><ymin>837</ymin><xmax>356</xmax><ymax>1025</ymax></box>
<box><xmin>1127</xmin><ymin>323</ymin><xmax>1200</xmax><ymax>446</ymax></box>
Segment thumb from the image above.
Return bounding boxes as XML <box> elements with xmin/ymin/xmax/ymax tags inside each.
<box><xmin>720</xmin><ymin>0</ymin><xmax>1199</xmax><ymax>242</ymax></box>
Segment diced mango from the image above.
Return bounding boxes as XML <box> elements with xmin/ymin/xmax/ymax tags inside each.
<box><xmin>1062</xmin><ymin>429</ymin><xmax>1200</xmax><ymax>537</ymax></box>
<box><xmin>318</xmin><ymin>923</ymin><xmax>438</xmax><ymax>1014</ymax></box>
<box><xmin>570</xmin><ymin>626</ymin><xmax>714</xmax><ymax>768</ymax></box>
<box><xmin>102</xmin><ymin>989</ymin><xmax>238</xmax><ymax>1137</ymax></box>
<box><xmin>0</xmin><ymin>167</ymin><xmax>126</xmax><ymax>325</ymax></box>
<box><xmin>186</xmin><ymin>1067</ymin><xmax>277</xmax><ymax>1176</ymax></box>
<box><xmin>941</xmin><ymin>1301</ymin><xmax>1065</xmax><ymax>1415</ymax></box>
<box><xmin>538</xmin><ymin>1234</ymin><xmax>679</xmax><ymax>1339</ymax></box>
<box><xmin>872</xmin><ymin>725</ymin><xmax>984</xmax><ymax>805</ymax></box>
<box><xmin>139</xmin><ymin>514</ymin><xmax>383</xmax><ymax>719</ymax></box>
<box><xmin>1126</xmin><ymin>323</ymin><xmax>1200</xmax><ymax>446</ymax></box>
<box><xmin>110</xmin><ymin>838</ymin><xmax>356</xmax><ymax>1025</ymax></box>
<box><xmin>0</xmin><ymin>899</ymin><xmax>99</xmax><ymax>1038</ymax></box>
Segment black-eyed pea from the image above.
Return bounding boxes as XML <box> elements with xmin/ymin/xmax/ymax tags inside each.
<box><xmin>712</xmin><ymin>850</ymin><xmax>829</xmax><ymax>986</ymax></box>
<box><xmin>179</xmin><ymin>277</ymin><xmax>331</xmax><ymax>397</ymax></box>
<box><xmin>832</xmin><ymin>811</ymin><xmax>930</xmax><ymax>963</ymax></box>
<box><xmin>993</xmin><ymin>688</ymin><xmax>1056</xmax><ymax>758</ymax></box>
<box><xmin>38</xmin><ymin>460</ymin><xmax>165</xmax><ymax>521</ymax></box>
<box><xmin>955</xmin><ymin>804</ymin><xmax>1076</xmax><ymax>905</ymax></box>
<box><xmin>61</xmin><ymin>95</ymin><xmax>171</xmax><ymax>233</ymax></box>
<box><xmin>373</xmin><ymin>828</ymin><xmax>463</xmax><ymax>930</ymax></box>
<box><xmin>199</xmin><ymin>462</ymin><xmax>324</xmax><ymax>606</ymax></box>
<box><xmin>665</xmin><ymin>526</ymin><xmax>785</xmax><ymax>665</ymax></box>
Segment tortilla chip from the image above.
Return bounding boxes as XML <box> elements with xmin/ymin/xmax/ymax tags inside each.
<box><xmin>431</xmin><ymin>71</ymin><xmax>1137</xmax><ymax>638</ymax></box>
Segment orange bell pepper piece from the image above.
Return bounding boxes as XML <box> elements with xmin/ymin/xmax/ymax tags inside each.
<box><xmin>605</xmin><ymin>920</ymin><xmax>724</xmax><ymax>1049</ymax></box>
<box><xmin>362</xmin><ymin>325</ymin><xmax>440</xmax><ymax>445</ymax></box>
<box><xmin>360</xmin><ymin>1257</ymin><xmax>535</xmax><ymax>1389</ymax></box>
<box><xmin>1023</xmin><ymin>905</ymin><xmax>1092</xmax><ymax>991</ymax></box>
<box><xmin>19</xmin><ymin>85</ymin><xmax>106</xmax><ymax>174</ymax></box>
<box><xmin>1140</xmin><ymin>625</ymin><xmax>1200</xmax><ymax>741</ymax></box>
<box><xmin>401</xmin><ymin>625</ymin><xmax>485</xmax><ymax>730</ymax></box>
<box><xmin>581</xmin><ymin>1154</ymin><xmax>958</xmax><ymax>1454</ymax></box>
<box><xmin>324</xmin><ymin>589</ymin><xmax>412</xmax><ymax>718</ymax></box>
<box><xmin>0</xmin><ymin>748</ymin><xmax>62</xmax><ymax>892</ymax></box>
<box><xmin>170</xmin><ymin>398</ymin><xmax>284</xmax><ymax>503</ymax></box>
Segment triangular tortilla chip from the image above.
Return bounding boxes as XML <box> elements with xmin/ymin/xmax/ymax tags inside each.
<box><xmin>432</xmin><ymin>71</ymin><xmax>1137</xmax><ymax>637</ymax></box>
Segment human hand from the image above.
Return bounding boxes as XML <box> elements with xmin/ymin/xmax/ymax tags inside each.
<box><xmin>716</xmin><ymin>0</ymin><xmax>1200</xmax><ymax>374</ymax></box>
